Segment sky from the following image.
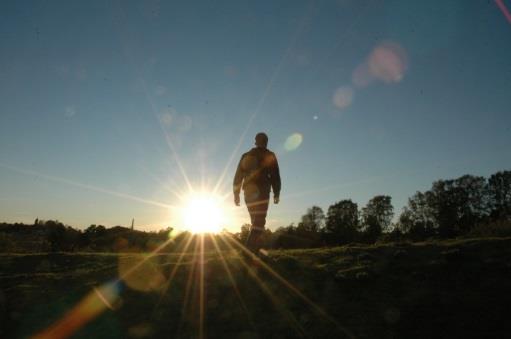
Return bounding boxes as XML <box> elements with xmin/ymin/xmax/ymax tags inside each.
<box><xmin>1</xmin><ymin>0</ymin><xmax>510</xmax><ymax>232</ymax></box>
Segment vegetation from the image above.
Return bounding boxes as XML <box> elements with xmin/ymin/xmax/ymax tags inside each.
<box><xmin>246</xmin><ymin>170</ymin><xmax>511</xmax><ymax>249</ymax></box>
<box><xmin>1</xmin><ymin>237</ymin><xmax>511</xmax><ymax>338</ymax></box>
<box><xmin>0</xmin><ymin>221</ymin><xmax>173</xmax><ymax>253</ymax></box>
<box><xmin>0</xmin><ymin>170</ymin><xmax>510</xmax><ymax>337</ymax></box>
<box><xmin>1</xmin><ymin>170</ymin><xmax>510</xmax><ymax>253</ymax></box>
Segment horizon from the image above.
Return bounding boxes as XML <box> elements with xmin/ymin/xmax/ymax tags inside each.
<box><xmin>1</xmin><ymin>1</ymin><xmax>511</xmax><ymax>232</ymax></box>
<box><xmin>0</xmin><ymin>166</ymin><xmax>509</xmax><ymax>233</ymax></box>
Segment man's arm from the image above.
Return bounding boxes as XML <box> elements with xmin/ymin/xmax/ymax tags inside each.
<box><xmin>233</xmin><ymin>155</ymin><xmax>244</xmax><ymax>206</ymax></box>
<box><xmin>270</xmin><ymin>153</ymin><xmax>281</xmax><ymax>203</ymax></box>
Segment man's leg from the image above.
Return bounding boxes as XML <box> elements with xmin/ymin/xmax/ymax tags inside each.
<box><xmin>245</xmin><ymin>196</ymin><xmax>269</xmax><ymax>253</ymax></box>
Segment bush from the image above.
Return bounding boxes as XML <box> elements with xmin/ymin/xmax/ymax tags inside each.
<box><xmin>466</xmin><ymin>220</ymin><xmax>511</xmax><ymax>238</ymax></box>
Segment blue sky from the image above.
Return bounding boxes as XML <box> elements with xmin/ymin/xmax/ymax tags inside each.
<box><xmin>1</xmin><ymin>0</ymin><xmax>510</xmax><ymax>231</ymax></box>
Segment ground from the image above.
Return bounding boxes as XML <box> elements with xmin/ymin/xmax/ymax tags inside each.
<box><xmin>1</xmin><ymin>237</ymin><xmax>511</xmax><ymax>338</ymax></box>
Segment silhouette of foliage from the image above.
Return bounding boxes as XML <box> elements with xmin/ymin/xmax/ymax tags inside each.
<box><xmin>488</xmin><ymin>170</ymin><xmax>511</xmax><ymax>220</ymax></box>
<box><xmin>324</xmin><ymin>200</ymin><xmax>359</xmax><ymax>245</ymax></box>
<box><xmin>361</xmin><ymin>195</ymin><xmax>393</xmax><ymax>242</ymax></box>
<box><xmin>298</xmin><ymin>206</ymin><xmax>325</xmax><ymax>232</ymax></box>
<box><xmin>1</xmin><ymin>170</ymin><xmax>511</xmax><ymax>252</ymax></box>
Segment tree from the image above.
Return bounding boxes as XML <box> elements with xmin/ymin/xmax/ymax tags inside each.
<box><xmin>294</xmin><ymin>206</ymin><xmax>324</xmax><ymax>248</ymax></box>
<box><xmin>488</xmin><ymin>171</ymin><xmax>511</xmax><ymax>220</ymax></box>
<box><xmin>85</xmin><ymin>224</ymin><xmax>106</xmax><ymax>236</ymax></box>
<box><xmin>325</xmin><ymin>200</ymin><xmax>359</xmax><ymax>244</ymax></box>
<box><xmin>397</xmin><ymin>192</ymin><xmax>436</xmax><ymax>240</ymax></box>
<box><xmin>361</xmin><ymin>195</ymin><xmax>393</xmax><ymax>242</ymax></box>
<box><xmin>45</xmin><ymin>220</ymin><xmax>67</xmax><ymax>251</ymax></box>
<box><xmin>157</xmin><ymin>227</ymin><xmax>174</xmax><ymax>240</ymax></box>
<box><xmin>427</xmin><ymin>180</ymin><xmax>458</xmax><ymax>237</ymax></box>
<box><xmin>454</xmin><ymin>175</ymin><xmax>490</xmax><ymax>231</ymax></box>
<box><xmin>297</xmin><ymin>206</ymin><xmax>325</xmax><ymax>232</ymax></box>
<box><xmin>426</xmin><ymin>176</ymin><xmax>489</xmax><ymax>237</ymax></box>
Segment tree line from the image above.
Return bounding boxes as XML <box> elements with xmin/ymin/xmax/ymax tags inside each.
<box><xmin>0</xmin><ymin>170</ymin><xmax>509</xmax><ymax>252</ymax></box>
<box><xmin>0</xmin><ymin>221</ymin><xmax>174</xmax><ymax>253</ymax></box>
<box><xmin>0</xmin><ymin>221</ymin><xmax>231</xmax><ymax>253</ymax></box>
<box><xmin>237</xmin><ymin>170</ymin><xmax>511</xmax><ymax>248</ymax></box>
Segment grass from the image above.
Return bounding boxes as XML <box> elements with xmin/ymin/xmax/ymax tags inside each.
<box><xmin>1</xmin><ymin>237</ymin><xmax>511</xmax><ymax>338</ymax></box>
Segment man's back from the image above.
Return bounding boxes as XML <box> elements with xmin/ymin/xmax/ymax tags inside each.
<box><xmin>233</xmin><ymin>132</ymin><xmax>281</xmax><ymax>253</ymax></box>
<box><xmin>233</xmin><ymin>147</ymin><xmax>280</xmax><ymax>200</ymax></box>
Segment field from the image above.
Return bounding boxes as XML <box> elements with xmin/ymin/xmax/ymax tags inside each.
<box><xmin>1</xmin><ymin>237</ymin><xmax>511</xmax><ymax>338</ymax></box>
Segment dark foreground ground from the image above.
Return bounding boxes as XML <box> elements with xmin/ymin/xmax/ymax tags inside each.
<box><xmin>1</xmin><ymin>237</ymin><xmax>511</xmax><ymax>338</ymax></box>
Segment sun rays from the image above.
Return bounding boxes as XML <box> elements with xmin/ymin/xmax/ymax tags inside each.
<box><xmin>2</xmin><ymin>143</ymin><xmax>351</xmax><ymax>339</ymax></box>
<box><xmin>0</xmin><ymin>0</ymin><xmax>334</xmax><ymax>234</ymax></box>
<box><xmin>33</xmin><ymin>231</ymin><xmax>353</xmax><ymax>339</ymax></box>
<box><xmin>179</xmin><ymin>192</ymin><xmax>232</xmax><ymax>234</ymax></box>
<box><xmin>15</xmin><ymin>4</ymin><xmax>354</xmax><ymax>336</ymax></box>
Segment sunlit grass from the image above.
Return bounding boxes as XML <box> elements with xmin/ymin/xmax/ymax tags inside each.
<box><xmin>12</xmin><ymin>237</ymin><xmax>511</xmax><ymax>338</ymax></box>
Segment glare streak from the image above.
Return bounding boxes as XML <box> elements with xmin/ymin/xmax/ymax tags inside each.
<box><xmin>496</xmin><ymin>0</ymin><xmax>511</xmax><ymax>24</ymax></box>
<box><xmin>223</xmin><ymin>233</ymin><xmax>355</xmax><ymax>339</ymax></box>
<box><xmin>208</xmin><ymin>234</ymin><xmax>256</xmax><ymax>330</ymax></box>
<box><xmin>119</xmin><ymin>237</ymin><xmax>176</xmax><ymax>281</ymax></box>
<box><xmin>112</xmin><ymin>4</ymin><xmax>193</xmax><ymax>194</ymax></box>
<box><xmin>310</xmin><ymin>0</ymin><xmax>376</xmax><ymax>78</ymax></box>
<box><xmin>157</xmin><ymin>119</ymin><xmax>195</xmax><ymax>194</ymax></box>
<box><xmin>218</xmin><ymin>235</ymin><xmax>306</xmax><ymax>337</ymax></box>
<box><xmin>141</xmin><ymin>77</ymin><xmax>194</xmax><ymax>194</ymax></box>
<box><xmin>199</xmin><ymin>234</ymin><xmax>205</xmax><ymax>339</ymax></box>
<box><xmin>137</xmin><ymin>163</ymin><xmax>186</xmax><ymax>202</ymax></box>
<box><xmin>0</xmin><ymin>163</ymin><xmax>174</xmax><ymax>210</ymax></box>
<box><xmin>153</xmin><ymin>233</ymin><xmax>195</xmax><ymax>311</ymax></box>
<box><xmin>32</xmin><ymin>230</ymin><xmax>179</xmax><ymax>338</ymax></box>
<box><xmin>93</xmin><ymin>287</ymin><xmax>114</xmax><ymax>310</ymax></box>
<box><xmin>32</xmin><ymin>282</ymin><xmax>120</xmax><ymax>339</ymax></box>
<box><xmin>178</xmin><ymin>238</ymin><xmax>200</xmax><ymax>333</ymax></box>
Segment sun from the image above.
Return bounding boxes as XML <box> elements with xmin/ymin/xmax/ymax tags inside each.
<box><xmin>180</xmin><ymin>192</ymin><xmax>229</xmax><ymax>234</ymax></box>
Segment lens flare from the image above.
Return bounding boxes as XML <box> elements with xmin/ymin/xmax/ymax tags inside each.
<box><xmin>118</xmin><ymin>255</ymin><xmax>166</xmax><ymax>292</ymax></box>
<box><xmin>352</xmin><ymin>41</ymin><xmax>408</xmax><ymax>87</ymax></box>
<box><xmin>496</xmin><ymin>0</ymin><xmax>511</xmax><ymax>24</ymax></box>
<box><xmin>352</xmin><ymin>62</ymin><xmax>374</xmax><ymax>88</ymax></box>
<box><xmin>368</xmin><ymin>41</ymin><xmax>408</xmax><ymax>83</ymax></box>
<box><xmin>284</xmin><ymin>133</ymin><xmax>303</xmax><ymax>151</ymax></box>
<box><xmin>33</xmin><ymin>281</ymin><xmax>122</xmax><ymax>339</ymax></box>
<box><xmin>332</xmin><ymin>86</ymin><xmax>354</xmax><ymax>109</ymax></box>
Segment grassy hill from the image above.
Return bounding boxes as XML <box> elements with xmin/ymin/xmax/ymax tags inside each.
<box><xmin>1</xmin><ymin>237</ymin><xmax>511</xmax><ymax>338</ymax></box>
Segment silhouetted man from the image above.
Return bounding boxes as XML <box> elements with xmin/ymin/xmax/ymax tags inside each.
<box><xmin>233</xmin><ymin>132</ymin><xmax>281</xmax><ymax>253</ymax></box>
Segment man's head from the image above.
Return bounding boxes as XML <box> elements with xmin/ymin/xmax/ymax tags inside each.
<box><xmin>255</xmin><ymin>132</ymin><xmax>268</xmax><ymax>148</ymax></box>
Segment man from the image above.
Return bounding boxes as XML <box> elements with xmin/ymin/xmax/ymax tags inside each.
<box><xmin>233</xmin><ymin>132</ymin><xmax>281</xmax><ymax>253</ymax></box>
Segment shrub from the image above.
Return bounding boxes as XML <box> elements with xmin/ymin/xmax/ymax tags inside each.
<box><xmin>466</xmin><ymin>220</ymin><xmax>511</xmax><ymax>238</ymax></box>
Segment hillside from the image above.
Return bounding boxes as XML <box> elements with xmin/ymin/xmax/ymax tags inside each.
<box><xmin>1</xmin><ymin>237</ymin><xmax>511</xmax><ymax>338</ymax></box>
